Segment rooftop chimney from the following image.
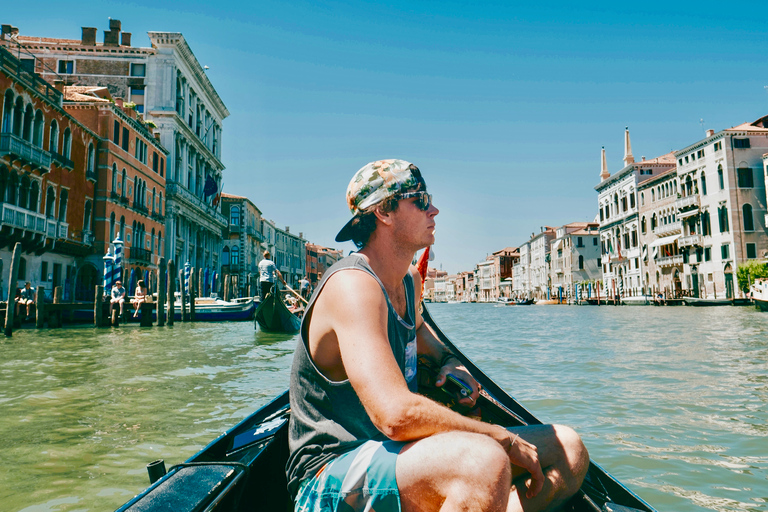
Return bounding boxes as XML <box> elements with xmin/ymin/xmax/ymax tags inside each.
<box><xmin>600</xmin><ymin>146</ymin><xmax>610</xmax><ymax>181</ymax></box>
<box><xmin>641</xmin><ymin>156</ymin><xmax>646</xmax><ymax>161</ymax></box>
<box><xmin>109</xmin><ymin>19</ymin><xmax>122</xmax><ymax>31</ymax></box>
<box><xmin>121</xmin><ymin>32</ymin><xmax>131</xmax><ymax>46</ymax></box>
<box><xmin>104</xmin><ymin>19</ymin><xmax>121</xmax><ymax>46</ymax></box>
<box><xmin>623</xmin><ymin>126</ymin><xmax>635</xmax><ymax>167</ymax></box>
<box><xmin>706</xmin><ymin>129</ymin><xmax>715</xmax><ymax>137</ymax></box>
<box><xmin>81</xmin><ymin>27</ymin><xmax>97</xmax><ymax>46</ymax></box>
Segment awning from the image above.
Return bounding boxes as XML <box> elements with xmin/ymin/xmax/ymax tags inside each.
<box><xmin>551</xmin><ymin>239</ymin><xmax>562</xmax><ymax>251</ymax></box>
<box><xmin>678</xmin><ymin>209</ymin><xmax>699</xmax><ymax>219</ymax></box>
<box><xmin>650</xmin><ymin>234</ymin><xmax>680</xmax><ymax>248</ymax></box>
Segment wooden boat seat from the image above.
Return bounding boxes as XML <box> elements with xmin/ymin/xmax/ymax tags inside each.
<box><xmin>122</xmin><ymin>463</ymin><xmax>247</xmax><ymax>512</ymax></box>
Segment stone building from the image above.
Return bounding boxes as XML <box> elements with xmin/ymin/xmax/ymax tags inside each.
<box><xmin>673</xmin><ymin>118</ymin><xmax>768</xmax><ymax>298</ymax></box>
<box><xmin>1</xmin><ymin>44</ymin><xmax>99</xmax><ymax>301</ymax></box>
<box><xmin>305</xmin><ymin>243</ymin><xmax>343</xmax><ymax>286</ymax></box>
<box><xmin>262</xmin><ymin>218</ymin><xmax>306</xmax><ymax>289</ymax></box>
<box><xmin>512</xmin><ymin>241</ymin><xmax>531</xmax><ymax>299</ymax></box>
<box><xmin>548</xmin><ymin>222</ymin><xmax>601</xmax><ymax>302</ymax></box>
<box><xmin>529</xmin><ymin>227</ymin><xmax>556</xmax><ymax>300</ymax></box>
<box><xmin>596</xmin><ymin>128</ymin><xmax>676</xmax><ymax>299</ymax></box>
<box><xmin>490</xmin><ymin>247</ymin><xmax>518</xmax><ymax>299</ymax></box>
<box><xmin>7</xmin><ymin>20</ymin><xmax>229</xmax><ymax>278</ymax></box>
<box><xmin>63</xmin><ymin>87</ymin><xmax>168</xmax><ymax>293</ymax></box>
<box><xmin>220</xmin><ymin>193</ymin><xmax>265</xmax><ymax>297</ymax></box>
<box><xmin>475</xmin><ymin>258</ymin><xmax>495</xmax><ymax>302</ymax></box>
<box><xmin>637</xmin><ymin>168</ymin><xmax>683</xmax><ymax>297</ymax></box>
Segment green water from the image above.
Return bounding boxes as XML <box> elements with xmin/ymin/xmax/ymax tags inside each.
<box><xmin>1</xmin><ymin>304</ymin><xmax>767</xmax><ymax>511</ymax></box>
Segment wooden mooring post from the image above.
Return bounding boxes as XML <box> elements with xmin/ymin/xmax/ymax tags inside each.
<box><xmin>189</xmin><ymin>268</ymin><xmax>196</xmax><ymax>321</ymax></box>
<box><xmin>4</xmin><ymin>242</ymin><xmax>22</xmax><ymax>337</ymax></box>
<box><xmin>179</xmin><ymin>269</ymin><xmax>188</xmax><ymax>322</ymax></box>
<box><xmin>167</xmin><ymin>260</ymin><xmax>175</xmax><ymax>326</ymax></box>
<box><xmin>48</xmin><ymin>286</ymin><xmax>63</xmax><ymax>328</ymax></box>
<box><xmin>157</xmin><ymin>259</ymin><xmax>166</xmax><ymax>327</ymax></box>
<box><xmin>94</xmin><ymin>285</ymin><xmax>104</xmax><ymax>327</ymax></box>
<box><xmin>198</xmin><ymin>268</ymin><xmax>203</xmax><ymax>298</ymax></box>
<box><xmin>223</xmin><ymin>275</ymin><xmax>231</xmax><ymax>302</ymax></box>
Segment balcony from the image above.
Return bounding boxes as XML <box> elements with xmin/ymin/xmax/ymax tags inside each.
<box><xmin>678</xmin><ymin>234</ymin><xmax>702</xmax><ymax>248</ymax></box>
<box><xmin>657</xmin><ymin>254</ymin><xmax>683</xmax><ymax>267</ymax></box>
<box><xmin>86</xmin><ymin>170</ymin><xmax>97</xmax><ymax>182</ymax></box>
<box><xmin>653</xmin><ymin>221</ymin><xmax>682</xmax><ymax>237</ymax></box>
<box><xmin>133</xmin><ymin>203</ymin><xmax>149</xmax><ymax>216</ymax></box>
<box><xmin>0</xmin><ymin>133</ymin><xmax>52</xmax><ymax>173</ymax></box>
<box><xmin>51</xmin><ymin>151</ymin><xmax>74</xmax><ymax>171</ymax></box>
<box><xmin>229</xmin><ymin>223</ymin><xmax>242</xmax><ymax>234</ymax></box>
<box><xmin>1</xmin><ymin>202</ymin><xmax>47</xmax><ymax>235</ymax></box>
<box><xmin>675</xmin><ymin>195</ymin><xmax>700</xmax><ymax>211</ymax></box>
<box><xmin>129</xmin><ymin>246</ymin><xmax>152</xmax><ymax>263</ymax></box>
<box><xmin>166</xmin><ymin>183</ymin><xmax>226</xmax><ymax>226</ymax></box>
<box><xmin>247</xmin><ymin>226</ymin><xmax>264</xmax><ymax>241</ymax></box>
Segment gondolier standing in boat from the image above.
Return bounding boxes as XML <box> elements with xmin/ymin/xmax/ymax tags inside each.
<box><xmin>258</xmin><ymin>251</ymin><xmax>286</xmax><ymax>299</ymax></box>
<box><xmin>287</xmin><ymin>159</ymin><xmax>589</xmax><ymax>512</ymax></box>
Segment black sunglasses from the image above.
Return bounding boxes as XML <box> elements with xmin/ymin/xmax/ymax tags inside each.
<box><xmin>396</xmin><ymin>191</ymin><xmax>432</xmax><ymax>211</ymax></box>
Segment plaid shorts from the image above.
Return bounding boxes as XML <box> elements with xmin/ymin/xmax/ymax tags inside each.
<box><xmin>294</xmin><ymin>440</ymin><xmax>404</xmax><ymax>512</ymax></box>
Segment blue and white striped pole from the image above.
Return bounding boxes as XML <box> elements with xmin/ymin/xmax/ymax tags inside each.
<box><xmin>184</xmin><ymin>262</ymin><xmax>191</xmax><ymax>297</ymax></box>
<box><xmin>103</xmin><ymin>246</ymin><xmax>114</xmax><ymax>294</ymax></box>
<box><xmin>112</xmin><ymin>236</ymin><xmax>123</xmax><ymax>287</ymax></box>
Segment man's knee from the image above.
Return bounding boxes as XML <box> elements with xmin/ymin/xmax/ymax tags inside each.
<box><xmin>552</xmin><ymin>424</ymin><xmax>589</xmax><ymax>490</ymax></box>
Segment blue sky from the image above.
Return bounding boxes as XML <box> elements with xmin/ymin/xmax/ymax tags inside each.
<box><xmin>5</xmin><ymin>1</ymin><xmax>768</xmax><ymax>273</ymax></box>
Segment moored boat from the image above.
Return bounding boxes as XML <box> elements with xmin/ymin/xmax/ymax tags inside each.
<box><xmin>254</xmin><ymin>288</ymin><xmax>301</xmax><ymax>334</ymax></box>
<box><xmin>682</xmin><ymin>297</ymin><xmax>732</xmax><ymax>306</ymax></box>
<box><xmin>164</xmin><ymin>296</ymin><xmax>257</xmax><ymax>321</ymax></box>
<box><xmin>751</xmin><ymin>279</ymin><xmax>768</xmax><ymax>311</ymax></box>
<box><xmin>117</xmin><ymin>305</ymin><xmax>657</xmax><ymax>512</ymax></box>
<box><xmin>620</xmin><ymin>295</ymin><xmax>654</xmax><ymax>306</ymax></box>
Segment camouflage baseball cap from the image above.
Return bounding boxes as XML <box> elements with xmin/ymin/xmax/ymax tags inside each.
<box><xmin>335</xmin><ymin>159</ymin><xmax>425</xmax><ymax>242</ymax></box>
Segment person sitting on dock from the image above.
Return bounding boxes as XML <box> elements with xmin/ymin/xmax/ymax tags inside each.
<box><xmin>132</xmin><ymin>280</ymin><xmax>148</xmax><ymax>318</ymax></box>
<box><xmin>287</xmin><ymin>159</ymin><xmax>589</xmax><ymax>512</ymax></box>
<box><xmin>258</xmin><ymin>251</ymin><xmax>286</xmax><ymax>299</ymax></box>
<box><xmin>16</xmin><ymin>282</ymin><xmax>35</xmax><ymax>319</ymax></box>
<box><xmin>110</xmin><ymin>280</ymin><xmax>126</xmax><ymax>316</ymax></box>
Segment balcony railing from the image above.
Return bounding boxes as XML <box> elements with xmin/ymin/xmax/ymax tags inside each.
<box><xmin>166</xmin><ymin>183</ymin><xmax>226</xmax><ymax>226</ymax></box>
<box><xmin>0</xmin><ymin>133</ymin><xmax>52</xmax><ymax>173</ymax></box>
<box><xmin>675</xmin><ymin>195</ymin><xmax>700</xmax><ymax>211</ymax></box>
<box><xmin>51</xmin><ymin>151</ymin><xmax>74</xmax><ymax>170</ymax></box>
<box><xmin>129</xmin><ymin>247</ymin><xmax>152</xmax><ymax>262</ymax></box>
<box><xmin>678</xmin><ymin>234</ymin><xmax>702</xmax><ymax>248</ymax></box>
<box><xmin>0</xmin><ymin>46</ymin><xmax>63</xmax><ymax>104</ymax></box>
<box><xmin>133</xmin><ymin>203</ymin><xmax>149</xmax><ymax>216</ymax></box>
<box><xmin>653</xmin><ymin>221</ymin><xmax>682</xmax><ymax>237</ymax></box>
<box><xmin>229</xmin><ymin>223</ymin><xmax>242</xmax><ymax>234</ymax></box>
<box><xmin>657</xmin><ymin>254</ymin><xmax>683</xmax><ymax>267</ymax></box>
<box><xmin>1</xmin><ymin>202</ymin><xmax>47</xmax><ymax>235</ymax></box>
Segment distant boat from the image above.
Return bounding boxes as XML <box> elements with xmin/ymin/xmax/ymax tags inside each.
<box><xmin>621</xmin><ymin>295</ymin><xmax>654</xmax><ymax>306</ymax></box>
<box><xmin>682</xmin><ymin>297</ymin><xmax>731</xmax><ymax>307</ymax></box>
<box><xmin>254</xmin><ymin>289</ymin><xmax>301</xmax><ymax>334</ymax></box>
<box><xmin>163</xmin><ymin>296</ymin><xmax>257</xmax><ymax>321</ymax></box>
<box><xmin>751</xmin><ymin>280</ymin><xmax>768</xmax><ymax>312</ymax></box>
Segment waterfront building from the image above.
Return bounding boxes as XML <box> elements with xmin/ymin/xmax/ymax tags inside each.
<box><xmin>637</xmin><ymin>168</ymin><xmax>683</xmax><ymax>297</ymax></box>
<box><xmin>444</xmin><ymin>275</ymin><xmax>457</xmax><ymax>302</ymax></box>
<box><xmin>529</xmin><ymin>227</ymin><xmax>556</xmax><ymax>300</ymax></box>
<box><xmin>262</xmin><ymin>218</ymin><xmax>306</xmax><ymax>289</ymax></box>
<box><xmin>596</xmin><ymin>128</ymin><xmax>676</xmax><ymax>299</ymax></box>
<box><xmin>490</xmin><ymin>247</ymin><xmax>518</xmax><ymax>299</ymax></box>
<box><xmin>305</xmin><ymin>242</ymin><xmax>343</xmax><ymax>286</ymax></box>
<box><xmin>674</xmin><ymin>119</ymin><xmax>768</xmax><ymax>298</ymax></box>
<box><xmin>454</xmin><ymin>270</ymin><xmax>475</xmax><ymax>302</ymax></box>
<box><xmin>6</xmin><ymin>20</ymin><xmax>229</xmax><ymax>277</ymax></box>
<box><xmin>476</xmin><ymin>258</ymin><xmax>495</xmax><ymax>302</ymax></box>
<box><xmin>63</xmin><ymin>87</ymin><xmax>168</xmax><ymax>293</ymax></box>
<box><xmin>512</xmin><ymin>241</ymin><xmax>531</xmax><ymax>298</ymax></box>
<box><xmin>548</xmin><ymin>222</ymin><xmax>601</xmax><ymax>302</ymax></box>
<box><xmin>1</xmin><ymin>44</ymin><xmax>100</xmax><ymax>301</ymax></box>
<box><xmin>221</xmin><ymin>193</ymin><xmax>265</xmax><ymax>297</ymax></box>
<box><xmin>433</xmin><ymin>275</ymin><xmax>447</xmax><ymax>303</ymax></box>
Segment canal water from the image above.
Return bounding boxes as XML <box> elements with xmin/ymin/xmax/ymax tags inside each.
<box><xmin>1</xmin><ymin>304</ymin><xmax>766</xmax><ymax>511</ymax></box>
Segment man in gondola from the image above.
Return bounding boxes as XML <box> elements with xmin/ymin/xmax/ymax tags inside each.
<box><xmin>287</xmin><ymin>159</ymin><xmax>589</xmax><ymax>512</ymax></box>
<box><xmin>258</xmin><ymin>251</ymin><xmax>285</xmax><ymax>299</ymax></box>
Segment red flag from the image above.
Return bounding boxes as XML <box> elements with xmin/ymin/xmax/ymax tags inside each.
<box><xmin>416</xmin><ymin>246</ymin><xmax>430</xmax><ymax>294</ymax></box>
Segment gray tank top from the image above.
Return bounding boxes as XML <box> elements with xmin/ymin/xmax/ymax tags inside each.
<box><xmin>286</xmin><ymin>254</ymin><xmax>417</xmax><ymax>496</ymax></box>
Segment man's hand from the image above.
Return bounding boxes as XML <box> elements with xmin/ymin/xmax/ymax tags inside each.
<box><xmin>503</xmin><ymin>430</ymin><xmax>544</xmax><ymax>499</ymax></box>
<box><xmin>435</xmin><ymin>356</ymin><xmax>481</xmax><ymax>409</ymax></box>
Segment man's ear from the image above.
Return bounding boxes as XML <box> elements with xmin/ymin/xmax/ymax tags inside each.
<box><xmin>373</xmin><ymin>206</ymin><xmax>394</xmax><ymax>226</ymax></box>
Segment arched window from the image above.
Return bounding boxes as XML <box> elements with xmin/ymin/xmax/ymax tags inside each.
<box><xmin>112</xmin><ymin>164</ymin><xmax>118</xmax><ymax>193</ymax></box>
<box><xmin>49</xmin><ymin>120</ymin><xmax>59</xmax><ymax>153</ymax></box>
<box><xmin>121</xmin><ymin>169</ymin><xmax>127</xmax><ymax>198</ymax></box>
<box><xmin>132</xmin><ymin>220</ymin><xmax>137</xmax><ymax>246</ymax></box>
<box><xmin>152</xmin><ymin>187</ymin><xmax>156</xmax><ymax>213</ymax></box>
<box><xmin>33</xmin><ymin>110</ymin><xmax>44</xmax><ymax>147</ymax></box>
<box><xmin>640</xmin><ymin>192</ymin><xmax>644</xmax><ymax>206</ymax></box>
<box><xmin>18</xmin><ymin>175</ymin><xmax>30</xmax><ymax>209</ymax></box>
<box><xmin>12</xmin><ymin>97</ymin><xmax>23</xmax><ymax>136</ymax></box>
<box><xmin>83</xmin><ymin>200</ymin><xmax>92</xmax><ymax>233</ymax></box>
<box><xmin>222</xmin><ymin>246</ymin><xmax>230</xmax><ymax>265</ymax></box>
<box><xmin>231</xmin><ymin>245</ymin><xmax>240</xmax><ymax>266</ymax></box>
<box><xmin>2</xmin><ymin>91</ymin><xmax>13</xmax><ymax>133</ymax></box>
<box><xmin>743</xmin><ymin>204</ymin><xmax>754</xmax><ymax>232</ymax></box>
<box><xmin>45</xmin><ymin>186</ymin><xmax>55</xmax><ymax>218</ymax></box>
<box><xmin>87</xmin><ymin>143</ymin><xmax>95</xmax><ymax>176</ymax></box>
<box><xmin>151</xmin><ymin>228</ymin><xmax>155</xmax><ymax>253</ymax></box>
<box><xmin>58</xmin><ymin>189</ymin><xmax>68</xmax><ymax>222</ymax></box>
<box><xmin>22</xmin><ymin>104</ymin><xmax>33</xmax><ymax>141</ymax></box>
<box><xmin>651</xmin><ymin>189</ymin><xmax>655</xmax><ymax>202</ymax></box>
<box><xmin>62</xmin><ymin>128</ymin><xmax>72</xmax><ymax>159</ymax></box>
<box><xmin>230</xmin><ymin>206</ymin><xmax>240</xmax><ymax>226</ymax></box>
<box><xmin>158</xmin><ymin>232</ymin><xmax>163</xmax><ymax>257</ymax></box>
<box><xmin>651</xmin><ymin>214</ymin><xmax>657</xmax><ymax>231</ymax></box>
<box><xmin>110</xmin><ymin>212</ymin><xmax>116</xmax><ymax>241</ymax></box>
<box><xmin>120</xmin><ymin>215</ymin><xmax>126</xmax><ymax>241</ymax></box>
<box><xmin>641</xmin><ymin>216</ymin><xmax>647</xmax><ymax>234</ymax></box>
<box><xmin>29</xmin><ymin>180</ymin><xmax>39</xmax><ymax>213</ymax></box>
<box><xmin>718</xmin><ymin>165</ymin><xmax>724</xmax><ymax>190</ymax></box>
